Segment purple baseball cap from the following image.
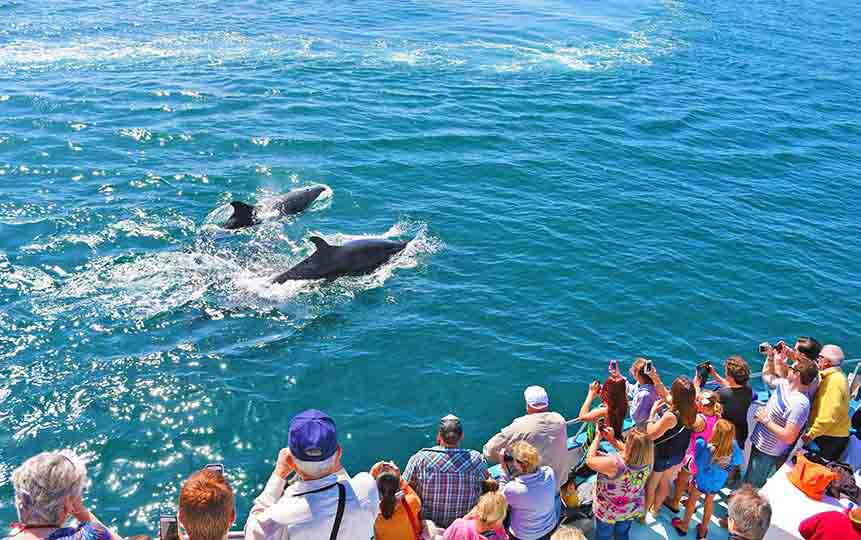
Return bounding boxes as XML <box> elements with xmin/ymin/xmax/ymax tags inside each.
<box><xmin>289</xmin><ymin>409</ymin><xmax>338</xmax><ymax>462</ymax></box>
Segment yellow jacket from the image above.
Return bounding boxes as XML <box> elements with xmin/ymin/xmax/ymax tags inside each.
<box><xmin>807</xmin><ymin>367</ymin><xmax>851</xmax><ymax>439</ymax></box>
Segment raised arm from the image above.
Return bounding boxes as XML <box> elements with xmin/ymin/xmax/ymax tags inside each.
<box><xmin>585</xmin><ymin>427</ymin><xmax>619</xmax><ymax>477</ymax></box>
<box><xmin>646</xmin><ymin>401</ymin><xmax>676</xmax><ymax>440</ymax></box>
<box><xmin>650</xmin><ymin>366</ymin><xmax>670</xmax><ymax>401</ymax></box>
<box><xmin>578</xmin><ymin>381</ymin><xmax>605</xmax><ymax>422</ymax></box>
<box><xmin>245</xmin><ymin>449</ymin><xmax>293</xmax><ymax>540</ymax></box>
<box><xmin>708</xmin><ymin>364</ymin><xmax>730</xmax><ymax>388</ymax></box>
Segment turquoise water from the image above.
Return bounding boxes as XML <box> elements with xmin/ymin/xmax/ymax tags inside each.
<box><xmin>1</xmin><ymin>0</ymin><xmax>860</xmax><ymax>531</ymax></box>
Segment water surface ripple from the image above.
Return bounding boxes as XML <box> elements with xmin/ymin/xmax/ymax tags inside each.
<box><xmin>1</xmin><ymin>0</ymin><xmax>860</xmax><ymax>531</ymax></box>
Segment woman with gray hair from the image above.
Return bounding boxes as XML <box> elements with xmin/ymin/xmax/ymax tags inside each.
<box><xmin>5</xmin><ymin>451</ymin><xmax>120</xmax><ymax>540</ymax></box>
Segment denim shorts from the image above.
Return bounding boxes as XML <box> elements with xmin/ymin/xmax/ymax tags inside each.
<box><xmin>653</xmin><ymin>452</ymin><xmax>684</xmax><ymax>473</ymax></box>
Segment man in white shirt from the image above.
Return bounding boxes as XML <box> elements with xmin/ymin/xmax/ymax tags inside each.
<box><xmin>244</xmin><ymin>410</ymin><xmax>379</xmax><ymax>540</ymax></box>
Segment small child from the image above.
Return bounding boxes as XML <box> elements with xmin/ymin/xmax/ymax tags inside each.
<box><xmin>667</xmin><ymin>390</ymin><xmax>722</xmax><ymax>513</ymax></box>
<box><xmin>672</xmin><ymin>419</ymin><xmax>743</xmax><ymax>539</ymax></box>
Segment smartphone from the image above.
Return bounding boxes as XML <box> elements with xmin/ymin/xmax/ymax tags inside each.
<box><xmin>597</xmin><ymin>417</ymin><xmax>607</xmax><ymax>430</ymax></box>
<box><xmin>608</xmin><ymin>359</ymin><xmax>618</xmax><ymax>373</ymax></box>
<box><xmin>503</xmin><ymin>451</ymin><xmax>514</xmax><ymax>463</ymax></box>
<box><xmin>205</xmin><ymin>463</ymin><xmax>224</xmax><ymax>474</ymax></box>
<box><xmin>644</xmin><ymin>360</ymin><xmax>653</xmax><ymax>374</ymax></box>
<box><xmin>759</xmin><ymin>343</ymin><xmax>769</xmax><ymax>354</ymax></box>
<box><xmin>160</xmin><ymin>515</ymin><xmax>179</xmax><ymax>540</ymax></box>
<box><xmin>774</xmin><ymin>341</ymin><xmax>786</xmax><ymax>354</ymax></box>
<box><xmin>696</xmin><ymin>362</ymin><xmax>711</xmax><ymax>382</ymax></box>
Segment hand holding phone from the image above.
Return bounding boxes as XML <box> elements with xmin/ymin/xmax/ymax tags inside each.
<box><xmin>644</xmin><ymin>360</ymin><xmax>653</xmax><ymax>374</ymax></box>
<box><xmin>590</xmin><ymin>381</ymin><xmax>602</xmax><ymax>395</ymax></box>
<box><xmin>759</xmin><ymin>342</ymin><xmax>771</xmax><ymax>354</ymax></box>
<box><xmin>696</xmin><ymin>362</ymin><xmax>711</xmax><ymax>383</ymax></box>
<box><xmin>608</xmin><ymin>359</ymin><xmax>618</xmax><ymax>374</ymax></box>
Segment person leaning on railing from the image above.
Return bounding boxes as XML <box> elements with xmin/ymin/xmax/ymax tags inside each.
<box><xmin>5</xmin><ymin>451</ymin><xmax>123</xmax><ymax>540</ymax></box>
<box><xmin>802</xmin><ymin>344</ymin><xmax>851</xmax><ymax>461</ymax></box>
<box><xmin>178</xmin><ymin>468</ymin><xmax>235</xmax><ymax>540</ymax></box>
<box><xmin>483</xmin><ymin>386</ymin><xmax>569</xmax><ymax>492</ymax></box>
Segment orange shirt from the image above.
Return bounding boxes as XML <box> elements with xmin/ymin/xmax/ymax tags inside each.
<box><xmin>374</xmin><ymin>484</ymin><xmax>422</xmax><ymax>540</ymax></box>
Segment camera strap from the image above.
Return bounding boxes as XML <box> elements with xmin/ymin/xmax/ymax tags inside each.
<box><xmin>292</xmin><ymin>481</ymin><xmax>346</xmax><ymax>540</ymax></box>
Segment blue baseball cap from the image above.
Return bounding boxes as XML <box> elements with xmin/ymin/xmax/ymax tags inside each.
<box><xmin>289</xmin><ymin>409</ymin><xmax>338</xmax><ymax>462</ymax></box>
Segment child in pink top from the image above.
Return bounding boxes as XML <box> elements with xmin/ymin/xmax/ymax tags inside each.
<box><xmin>442</xmin><ymin>490</ymin><xmax>509</xmax><ymax>540</ymax></box>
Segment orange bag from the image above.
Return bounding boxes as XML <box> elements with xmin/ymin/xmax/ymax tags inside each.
<box><xmin>788</xmin><ymin>452</ymin><xmax>839</xmax><ymax>500</ymax></box>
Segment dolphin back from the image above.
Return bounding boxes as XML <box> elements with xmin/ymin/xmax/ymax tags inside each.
<box><xmin>273</xmin><ymin>186</ymin><xmax>327</xmax><ymax>216</ymax></box>
<box><xmin>272</xmin><ymin>236</ymin><xmax>407</xmax><ymax>283</ymax></box>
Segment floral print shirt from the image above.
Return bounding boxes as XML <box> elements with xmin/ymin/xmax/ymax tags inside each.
<box><xmin>593</xmin><ymin>455</ymin><xmax>651</xmax><ymax>524</ymax></box>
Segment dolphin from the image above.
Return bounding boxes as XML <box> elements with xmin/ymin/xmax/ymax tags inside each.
<box><xmin>272</xmin><ymin>236</ymin><xmax>409</xmax><ymax>283</ymax></box>
<box><xmin>223</xmin><ymin>185</ymin><xmax>327</xmax><ymax>230</ymax></box>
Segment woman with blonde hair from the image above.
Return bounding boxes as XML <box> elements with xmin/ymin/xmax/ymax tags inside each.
<box><xmin>498</xmin><ymin>441</ymin><xmax>557</xmax><ymax>540</ymax></box>
<box><xmin>442</xmin><ymin>488</ymin><xmax>509</xmax><ymax>540</ymax></box>
<box><xmin>671</xmin><ymin>419</ymin><xmax>742</xmax><ymax>539</ymax></box>
<box><xmin>586</xmin><ymin>426</ymin><xmax>653</xmax><ymax>540</ymax></box>
<box><xmin>6</xmin><ymin>451</ymin><xmax>121</xmax><ymax>540</ymax></box>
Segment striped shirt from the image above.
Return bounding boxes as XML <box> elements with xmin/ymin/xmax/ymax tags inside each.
<box><xmin>750</xmin><ymin>378</ymin><xmax>810</xmax><ymax>457</ymax></box>
<box><xmin>403</xmin><ymin>446</ymin><xmax>490</xmax><ymax>528</ymax></box>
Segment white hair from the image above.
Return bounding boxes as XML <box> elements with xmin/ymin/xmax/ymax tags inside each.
<box><xmin>12</xmin><ymin>451</ymin><xmax>88</xmax><ymax>524</ymax></box>
<box><xmin>293</xmin><ymin>454</ymin><xmax>338</xmax><ymax>479</ymax></box>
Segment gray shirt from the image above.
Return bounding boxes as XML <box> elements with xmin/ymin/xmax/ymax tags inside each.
<box><xmin>483</xmin><ymin>411</ymin><xmax>569</xmax><ymax>490</ymax></box>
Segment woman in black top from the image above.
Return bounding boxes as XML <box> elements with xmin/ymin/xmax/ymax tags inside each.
<box><xmin>708</xmin><ymin>355</ymin><xmax>754</xmax><ymax>448</ymax></box>
<box><xmin>644</xmin><ymin>376</ymin><xmax>701</xmax><ymax>519</ymax></box>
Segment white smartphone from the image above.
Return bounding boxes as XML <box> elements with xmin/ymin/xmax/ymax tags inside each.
<box><xmin>205</xmin><ymin>463</ymin><xmax>224</xmax><ymax>474</ymax></box>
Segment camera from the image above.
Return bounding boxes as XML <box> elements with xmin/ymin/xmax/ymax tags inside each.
<box><xmin>503</xmin><ymin>452</ymin><xmax>514</xmax><ymax>464</ymax></box>
<box><xmin>644</xmin><ymin>360</ymin><xmax>653</xmax><ymax>374</ymax></box>
<box><xmin>159</xmin><ymin>515</ymin><xmax>179</xmax><ymax>540</ymax></box>
<box><xmin>205</xmin><ymin>463</ymin><xmax>224</xmax><ymax>474</ymax></box>
<box><xmin>608</xmin><ymin>359</ymin><xmax>618</xmax><ymax>373</ymax></box>
<box><xmin>774</xmin><ymin>341</ymin><xmax>786</xmax><ymax>354</ymax></box>
<box><xmin>759</xmin><ymin>343</ymin><xmax>770</xmax><ymax>354</ymax></box>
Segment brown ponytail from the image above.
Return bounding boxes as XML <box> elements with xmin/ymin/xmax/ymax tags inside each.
<box><xmin>376</xmin><ymin>472</ymin><xmax>399</xmax><ymax>519</ymax></box>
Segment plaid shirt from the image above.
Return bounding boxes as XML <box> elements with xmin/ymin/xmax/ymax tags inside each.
<box><xmin>402</xmin><ymin>446</ymin><xmax>490</xmax><ymax>528</ymax></box>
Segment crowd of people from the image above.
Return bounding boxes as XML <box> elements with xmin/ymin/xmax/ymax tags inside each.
<box><xmin>5</xmin><ymin>337</ymin><xmax>859</xmax><ymax>540</ymax></box>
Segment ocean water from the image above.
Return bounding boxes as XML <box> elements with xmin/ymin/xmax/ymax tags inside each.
<box><xmin>1</xmin><ymin>0</ymin><xmax>859</xmax><ymax>531</ymax></box>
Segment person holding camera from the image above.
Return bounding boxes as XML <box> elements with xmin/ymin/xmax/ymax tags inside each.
<box><xmin>178</xmin><ymin>468</ymin><xmax>235</xmax><ymax>540</ymax></box>
<box><xmin>498</xmin><ymin>441</ymin><xmax>557</xmax><ymax>540</ymax></box>
<box><xmin>7</xmin><ymin>452</ymin><xmax>122</xmax><ymax>540</ymax></box>
<box><xmin>586</xmin><ymin>426</ymin><xmax>653</xmax><ymax>540</ymax></box>
<box><xmin>625</xmin><ymin>358</ymin><xmax>667</xmax><ymax>427</ymax></box>
<box><xmin>744</xmin><ymin>355</ymin><xmax>818</xmax><ymax>488</ymax></box>
<box><xmin>763</xmin><ymin>337</ymin><xmax>823</xmax><ymax>402</ymax></box>
<box><xmin>244</xmin><ymin>409</ymin><xmax>379</xmax><ymax>540</ymax></box>
<box><xmin>577</xmin><ymin>372</ymin><xmax>628</xmax><ymax>445</ymax></box>
<box><xmin>643</xmin><ymin>376</ymin><xmax>700</xmax><ymax>520</ymax></box>
<box><xmin>707</xmin><ymin>355</ymin><xmax>754</xmax><ymax>449</ymax></box>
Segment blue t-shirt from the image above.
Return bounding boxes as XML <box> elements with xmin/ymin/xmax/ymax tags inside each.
<box><xmin>693</xmin><ymin>438</ymin><xmax>743</xmax><ymax>493</ymax></box>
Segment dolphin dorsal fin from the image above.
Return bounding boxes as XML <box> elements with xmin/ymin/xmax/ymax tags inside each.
<box><xmin>309</xmin><ymin>236</ymin><xmax>335</xmax><ymax>253</ymax></box>
<box><xmin>230</xmin><ymin>201</ymin><xmax>254</xmax><ymax>214</ymax></box>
